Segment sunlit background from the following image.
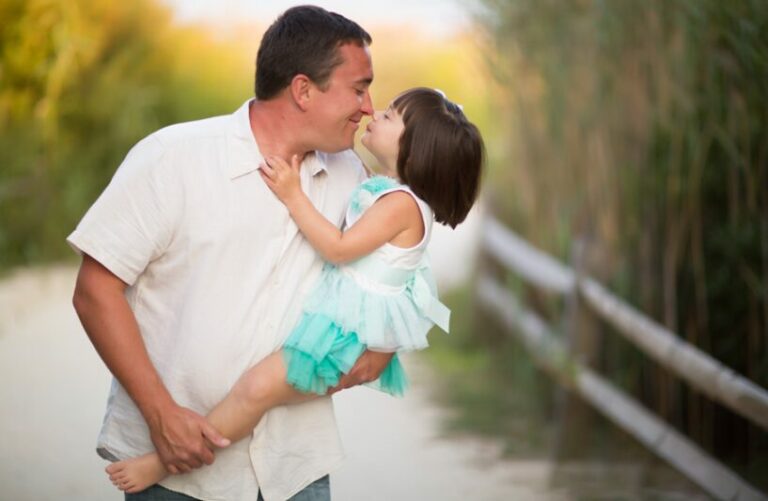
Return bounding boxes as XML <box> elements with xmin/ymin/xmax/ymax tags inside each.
<box><xmin>1</xmin><ymin>0</ymin><xmax>766</xmax><ymax>499</ymax></box>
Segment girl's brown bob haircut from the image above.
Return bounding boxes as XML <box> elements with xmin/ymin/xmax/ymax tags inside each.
<box><xmin>392</xmin><ymin>88</ymin><xmax>484</xmax><ymax>228</ymax></box>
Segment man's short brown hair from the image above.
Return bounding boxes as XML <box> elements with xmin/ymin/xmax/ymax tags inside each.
<box><xmin>255</xmin><ymin>5</ymin><xmax>372</xmax><ymax>100</ymax></box>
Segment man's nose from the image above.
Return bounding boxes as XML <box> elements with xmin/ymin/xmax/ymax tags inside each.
<box><xmin>360</xmin><ymin>90</ymin><xmax>374</xmax><ymax>116</ymax></box>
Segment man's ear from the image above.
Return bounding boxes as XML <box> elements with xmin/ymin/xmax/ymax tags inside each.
<box><xmin>290</xmin><ymin>74</ymin><xmax>312</xmax><ymax>111</ymax></box>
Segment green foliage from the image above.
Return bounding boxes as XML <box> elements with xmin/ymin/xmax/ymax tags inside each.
<box><xmin>0</xmin><ymin>0</ymin><xmax>251</xmax><ymax>269</ymax></box>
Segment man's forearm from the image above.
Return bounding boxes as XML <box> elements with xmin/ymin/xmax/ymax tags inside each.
<box><xmin>72</xmin><ymin>255</ymin><xmax>226</xmax><ymax>472</ymax></box>
<box><xmin>72</xmin><ymin>260</ymin><xmax>173</xmax><ymax>421</ymax></box>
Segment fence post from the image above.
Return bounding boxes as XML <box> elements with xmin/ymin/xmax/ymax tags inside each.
<box><xmin>552</xmin><ymin>236</ymin><xmax>601</xmax><ymax>460</ymax></box>
<box><xmin>473</xmin><ymin>196</ymin><xmax>511</xmax><ymax>346</ymax></box>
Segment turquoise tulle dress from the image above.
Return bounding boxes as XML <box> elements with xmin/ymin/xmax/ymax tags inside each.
<box><xmin>282</xmin><ymin>176</ymin><xmax>451</xmax><ymax>396</ymax></box>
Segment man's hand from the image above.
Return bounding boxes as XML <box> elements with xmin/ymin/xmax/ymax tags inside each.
<box><xmin>327</xmin><ymin>350</ymin><xmax>394</xmax><ymax>395</ymax></box>
<box><xmin>148</xmin><ymin>403</ymin><xmax>230</xmax><ymax>474</ymax></box>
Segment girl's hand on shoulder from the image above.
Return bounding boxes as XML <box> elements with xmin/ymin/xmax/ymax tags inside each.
<box><xmin>259</xmin><ymin>154</ymin><xmax>303</xmax><ymax>205</ymax></box>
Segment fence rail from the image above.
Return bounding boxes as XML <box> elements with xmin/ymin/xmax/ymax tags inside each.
<box><xmin>477</xmin><ymin>215</ymin><xmax>768</xmax><ymax>501</ymax></box>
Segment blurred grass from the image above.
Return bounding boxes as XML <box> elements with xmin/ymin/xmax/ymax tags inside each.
<box><xmin>424</xmin><ymin>285</ymin><xmax>555</xmax><ymax>457</ymax></box>
<box><xmin>474</xmin><ymin>0</ymin><xmax>768</xmax><ymax>488</ymax></box>
<box><xmin>423</xmin><ymin>287</ymin><xmax>710</xmax><ymax>498</ymax></box>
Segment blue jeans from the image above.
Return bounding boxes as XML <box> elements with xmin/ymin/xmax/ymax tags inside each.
<box><xmin>124</xmin><ymin>475</ymin><xmax>330</xmax><ymax>501</ymax></box>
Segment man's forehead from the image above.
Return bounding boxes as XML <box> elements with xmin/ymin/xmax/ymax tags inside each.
<box><xmin>335</xmin><ymin>43</ymin><xmax>373</xmax><ymax>81</ymax></box>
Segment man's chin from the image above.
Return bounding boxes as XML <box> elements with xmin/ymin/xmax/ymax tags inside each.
<box><xmin>317</xmin><ymin>145</ymin><xmax>353</xmax><ymax>154</ymax></box>
<box><xmin>318</xmin><ymin>139</ymin><xmax>355</xmax><ymax>154</ymax></box>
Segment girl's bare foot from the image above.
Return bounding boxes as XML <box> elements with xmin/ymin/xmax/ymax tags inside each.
<box><xmin>105</xmin><ymin>454</ymin><xmax>166</xmax><ymax>494</ymax></box>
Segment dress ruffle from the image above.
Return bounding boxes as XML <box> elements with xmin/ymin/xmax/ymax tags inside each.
<box><xmin>347</xmin><ymin>175</ymin><xmax>400</xmax><ymax>220</ymax></box>
<box><xmin>301</xmin><ymin>264</ymin><xmax>439</xmax><ymax>352</ymax></box>
<box><xmin>283</xmin><ymin>313</ymin><xmax>408</xmax><ymax>396</ymax></box>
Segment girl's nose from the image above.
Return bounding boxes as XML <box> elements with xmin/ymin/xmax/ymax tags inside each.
<box><xmin>372</xmin><ymin>110</ymin><xmax>384</xmax><ymax>121</ymax></box>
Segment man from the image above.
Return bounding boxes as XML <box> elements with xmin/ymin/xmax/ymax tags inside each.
<box><xmin>70</xmin><ymin>6</ymin><xmax>393</xmax><ymax>500</ymax></box>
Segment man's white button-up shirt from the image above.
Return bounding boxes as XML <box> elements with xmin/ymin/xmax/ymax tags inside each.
<box><xmin>67</xmin><ymin>100</ymin><xmax>366</xmax><ymax>501</ymax></box>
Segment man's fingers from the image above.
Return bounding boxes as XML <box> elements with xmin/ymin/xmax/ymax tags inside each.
<box><xmin>178</xmin><ymin>463</ymin><xmax>193</xmax><ymax>473</ymax></box>
<box><xmin>201</xmin><ymin>422</ymin><xmax>231</xmax><ymax>449</ymax></box>
<box><xmin>195</xmin><ymin>448</ymin><xmax>212</xmax><ymax>467</ymax></box>
<box><xmin>161</xmin><ymin>448</ymin><xmax>213</xmax><ymax>475</ymax></box>
<box><xmin>201</xmin><ymin>451</ymin><xmax>215</xmax><ymax>466</ymax></box>
<box><xmin>326</xmin><ymin>380</ymin><xmax>345</xmax><ymax>395</ymax></box>
<box><xmin>168</xmin><ymin>461</ymin><xmax>192</xmax><ymax>474</ymax></box>
<box><xmin>327</xmin><ymin>373</ymin><xmax>360</xmax><ymax>394</ymax></box>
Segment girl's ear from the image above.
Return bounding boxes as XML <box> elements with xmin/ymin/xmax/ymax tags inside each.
<box><xmin>290</xmin><ymin>74</ymin><xmax>312</xmax><ymax>111</ymax></box>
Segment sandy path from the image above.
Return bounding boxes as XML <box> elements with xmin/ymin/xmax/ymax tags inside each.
<box><xmin>0</xmin><ymin>206</ymin><xmax>560</xmax><ymax>500</ymax></box>
<box><xmin>0</xmin><ymin>267</ymin><xmax>116</xmax><ymax>500</ymax></box>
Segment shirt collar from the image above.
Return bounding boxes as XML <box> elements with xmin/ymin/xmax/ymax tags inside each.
<box><xmin>226</xmin><ymin>99</ymin><xmax>328</xmax><ymax>180</ymax></box>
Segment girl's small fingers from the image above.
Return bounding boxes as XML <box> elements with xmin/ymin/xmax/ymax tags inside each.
<box><xmin>259</xmin><ymin>170</ymin><xmax>277</xmax><ymax>190</ymax></box>
<box><xmin>266</xmin><ymin>155</ymin><xmax>287</xmax><ymax>170</ymax></box>
<box><xmin>291</xmin><ymin>154</ymin><xmax>301</xmax><ymax>171</ymax></box>
<box><xmin>259</xmin><ymin>163</ymin><xmax>276</xmax><ymax>179</ymax></box>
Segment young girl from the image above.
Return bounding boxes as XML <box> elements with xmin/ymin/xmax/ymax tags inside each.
<box><xmin>106</xmin><ymin>87</ymin><xmax>484</xmax><ymax>493</ymax></box>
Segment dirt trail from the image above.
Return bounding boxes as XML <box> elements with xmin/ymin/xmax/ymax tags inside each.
<box><xmin>0</xmin><ymin>207</ymin><xmax>563</xmax><ymax>500</ymax></box>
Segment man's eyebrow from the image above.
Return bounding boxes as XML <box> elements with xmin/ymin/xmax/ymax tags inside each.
<box><xmin>355</xmin><ymin>77</ymin><xmax>373</xmax><ymax>86</ymax></box>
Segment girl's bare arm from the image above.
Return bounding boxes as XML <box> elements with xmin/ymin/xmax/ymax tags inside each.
<box><xmin>260</xmin><ymin>155</ymin><xmax>419</xmax><ymax>264</ymax></box>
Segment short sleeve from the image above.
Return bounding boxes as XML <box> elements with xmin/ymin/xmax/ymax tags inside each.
<box><xmin>66</xmin><ymin>135</ymin><xmax>179</xmax><ymax>285</ymax></box>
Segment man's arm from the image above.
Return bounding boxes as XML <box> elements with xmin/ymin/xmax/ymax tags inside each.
<box><xmin>72</xmin><ymin>254</ymin><xmax>229</xmax><ymax>473</ymax></box>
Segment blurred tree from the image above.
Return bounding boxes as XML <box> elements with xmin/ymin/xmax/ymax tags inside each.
<box><xmin>0</xmin><ymin>1</ymin><xmax>493</xmax><ymax>272</ymax></box>
<box><xmin>0</xmin><ymin>0</ymin><xmax>251</xmax><ymax>268</ymax></box>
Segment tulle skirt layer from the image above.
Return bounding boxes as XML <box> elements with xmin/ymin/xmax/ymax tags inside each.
<box><xmin>283</xmin><ymin>312</ymin><xmax>408</xmax><ymax>397</ymax></box>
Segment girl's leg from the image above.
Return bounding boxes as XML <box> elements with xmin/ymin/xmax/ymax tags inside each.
<box><xmin>106</xmin><ymin>351</ymin><xmax>316</xmax><ymax>493</ymax></box>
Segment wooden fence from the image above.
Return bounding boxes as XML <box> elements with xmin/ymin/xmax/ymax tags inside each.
<box><xmin>476</xmin><ymin>215</ymin><xmax>768</xmax><ymax>501</ymax></box>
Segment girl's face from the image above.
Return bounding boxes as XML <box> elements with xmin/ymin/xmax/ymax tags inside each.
<box><xmin>360</xmin><ymin>104</ymin><xmax>405</xmax><ymax>178</ymax></box>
